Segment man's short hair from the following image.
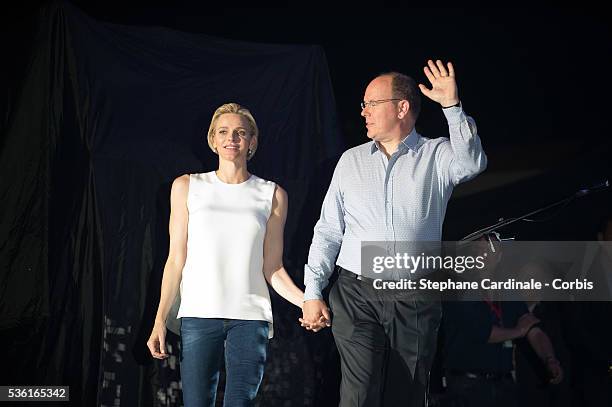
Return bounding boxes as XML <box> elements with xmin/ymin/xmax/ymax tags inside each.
<box><xmin>380</xmin><ymin>72</ymin><xmax>421</xmax><ymax>120</ymax></box>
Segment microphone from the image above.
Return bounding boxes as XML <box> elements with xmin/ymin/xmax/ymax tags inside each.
<box><xmin>575</xmin><ymin>180</ymin><xmax>610</xmax><ymax>197</ymax></box>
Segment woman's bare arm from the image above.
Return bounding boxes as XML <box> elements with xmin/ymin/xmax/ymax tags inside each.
<box><xmin>147</xmin><ymin>175</ymin><xmax>189</xmax><ymax>358</ymax></box>
<box><xmin>262</xmin><ymin>185</ymin><xmax>304</xmax><ymax>308</ymax></box>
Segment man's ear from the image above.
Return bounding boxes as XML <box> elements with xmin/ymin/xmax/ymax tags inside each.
<box><xmin>398</xmin><ymin>100</ymin><xmax>410</xmax><ymax>119</ymax></box>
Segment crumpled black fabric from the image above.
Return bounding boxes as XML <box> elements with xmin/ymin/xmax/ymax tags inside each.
<box><xmin>0</xmin><ymin>1</ymin><xmax>343</xmax><ymax>405</ymax></box>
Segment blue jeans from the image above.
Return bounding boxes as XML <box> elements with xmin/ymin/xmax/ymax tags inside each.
<box><xmin>180</xmin><ymin>318</ymin><xmax>269</xmax><ymax>407</ymax></box>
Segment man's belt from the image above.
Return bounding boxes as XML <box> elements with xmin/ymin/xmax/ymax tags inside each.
<box><xmin>338</xmin><ymin>267</ymin><xmax>375</xmax><ymax>283</ymax></box>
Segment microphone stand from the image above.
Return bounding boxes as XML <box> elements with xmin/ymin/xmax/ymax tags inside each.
<box><xmin>460</xmin><ymin>180</ymin><xmax>610</xmax><ymax>242</ymax></box>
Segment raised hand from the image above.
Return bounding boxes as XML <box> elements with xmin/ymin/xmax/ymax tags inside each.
<box><xmin>419</xmin><ymin>59</ymin><xmax>460</xmax><ymax>108</ymax></box>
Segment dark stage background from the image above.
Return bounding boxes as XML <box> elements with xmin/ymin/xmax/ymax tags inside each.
<box><xmin>1</xmin><ymin>2</ymin><xmax>611</xmax><ymax>406</ymax></box>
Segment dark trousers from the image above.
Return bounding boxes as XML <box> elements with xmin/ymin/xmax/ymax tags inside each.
<box><xmin>329</xmin><ymin>268</ymin><xmax>442</xmax><ymax>407</ymax></box>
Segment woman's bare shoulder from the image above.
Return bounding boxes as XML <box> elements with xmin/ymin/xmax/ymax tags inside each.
<box><xmin>171</xmin><ymin>174</ymin><xmax>190</xmax><ymax>199</ymax></box>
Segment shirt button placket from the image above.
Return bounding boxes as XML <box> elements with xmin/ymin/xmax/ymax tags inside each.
<box><xmin>386</xmin><ymin>172</ymin><xmax>393</xmax><ymax>254</ymax></box>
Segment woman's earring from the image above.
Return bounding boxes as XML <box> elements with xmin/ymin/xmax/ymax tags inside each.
<box><xmin>247</xmin><ymin>148</ymin><xmax>253</xmax><ymax>158</ymax></box>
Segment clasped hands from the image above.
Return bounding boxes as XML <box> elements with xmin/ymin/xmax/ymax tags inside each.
<box><xmin>299</xmin><ymin>299</ymin><xmax>332</xmax><ymax>332</ymax></box>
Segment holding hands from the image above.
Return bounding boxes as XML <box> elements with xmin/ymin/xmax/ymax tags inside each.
<box><xmin>419</xmin><ymin>59</ymin><xmax>460</xmax><ymax>108</ymax></box>
<box><xmin>299</xmin><ymin>299</ymin><xmax>332</xmax><ymax>332</ymax></box>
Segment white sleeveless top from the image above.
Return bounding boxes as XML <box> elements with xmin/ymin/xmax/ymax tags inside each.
<box><xmin>177</xmin><ymin>171</ymin><xmax>276</xmax><ymax>338</ymax></box>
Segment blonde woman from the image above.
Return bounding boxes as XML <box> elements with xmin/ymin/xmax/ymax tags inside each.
<box><xmin>147</xmin><ymin>103</ymin><xmax>310</xmax><ymax>406</ymax></box>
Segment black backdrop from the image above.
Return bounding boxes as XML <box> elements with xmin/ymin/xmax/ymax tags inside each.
<box><xmin>1</xmin><ymin>2</ymin><xmax>343</xmax><ymax>405</ymax></box>
<box><xmin>1</xmin><ymin>2</ymin><xmax>612</xmax><ymax>407</ymax></box>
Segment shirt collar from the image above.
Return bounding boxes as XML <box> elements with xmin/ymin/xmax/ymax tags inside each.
<box><xmin>370</xmin><ymin>128</ymin><xmax>420</xmax><ymax>154</ymax></box>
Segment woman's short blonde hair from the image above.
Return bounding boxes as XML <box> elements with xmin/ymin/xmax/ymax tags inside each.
<box><xmin>207</xmin><ymin>103</ymin><xmax>259</xmax><ymax>160</ymax></box>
